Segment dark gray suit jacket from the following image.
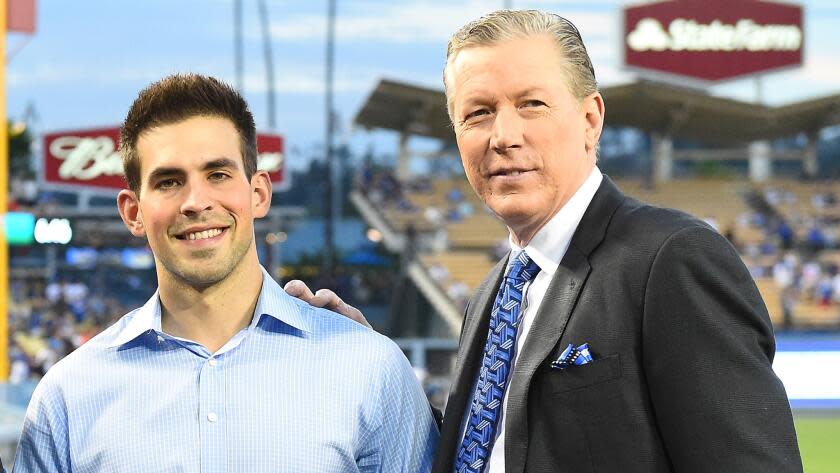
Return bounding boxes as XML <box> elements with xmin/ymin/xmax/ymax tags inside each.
<box><xmin>432</xmin><ymin>177</ymin><xmax>802</xmax><ymax>473</ymax></box>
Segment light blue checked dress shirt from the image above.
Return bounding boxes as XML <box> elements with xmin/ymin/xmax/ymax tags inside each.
<box><xmin>13</xmin><ymin>268</ymin><xmax>438</xmax><ymax>472</ymax></box>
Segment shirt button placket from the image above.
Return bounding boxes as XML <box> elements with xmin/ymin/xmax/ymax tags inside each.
<box><xmin>199</xmin><ymin>356</ymin><xmax>226</xmax><ymax>472</ymax></box>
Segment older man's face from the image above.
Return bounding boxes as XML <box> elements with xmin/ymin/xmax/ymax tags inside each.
<box><xmin>449</xmin><ymin>34</ymin><xmax>603</xmax><ymax>244</ymax></box>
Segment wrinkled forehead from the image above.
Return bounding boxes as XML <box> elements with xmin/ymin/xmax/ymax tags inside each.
<box><xmin>445</xmin><ymin>36</ymin><xmax>570</xmax><ymax>111</ymax></box>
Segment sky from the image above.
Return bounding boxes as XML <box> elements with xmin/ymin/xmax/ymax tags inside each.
<box><xmin>7</xmin><ymin>0</ymin><xmax>840</xmax><ymax>171</ymax></box>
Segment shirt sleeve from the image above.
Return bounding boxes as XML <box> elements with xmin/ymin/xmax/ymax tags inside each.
<box><xmin>13</xmin><ymin>376</ymin><xmax>72</xmax><ymax>473</ymax></box>
<box><xmin>357</xmin><ymin>338</ymin><xmax>439</xmax><ymax>473</ymax></box>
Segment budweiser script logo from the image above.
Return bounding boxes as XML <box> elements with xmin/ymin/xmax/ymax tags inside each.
<box><xmin>49</xmin><ymin>135</ymin><xmax>284</xmax><ymax>181</ymax></box>
<box><xmin>50</xmin><ymin>136</ymin><xmax>122</xmax><ymax>180</ymax></box>
<box><xmin>627</xmin><ymin>18</ymin><xmax>802</xmax><ymax>52</ymax></box>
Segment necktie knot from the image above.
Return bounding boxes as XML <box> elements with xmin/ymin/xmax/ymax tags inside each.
<box><xmin>505</xmin><ymin>251</ymin><xmax>540</xmax><ymax>284</ymax></box>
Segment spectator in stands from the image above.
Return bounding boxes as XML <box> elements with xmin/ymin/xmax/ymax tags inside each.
<box><xmin>777</xmin><ymin>220</ymin><xmax>795</xmax><ymax>249</ymax></box>
<box><xmin>288</xmin><ymin>9</ymin><xmax>801</xmax><ymax>473</ymax></box>
<box><xmin>817</xmin><ymin>275</ymin><xmax>833</xmax><ymax>306</ymax></box>
<box><xmin>14</xmin><ymin>74</ymin><xmax>437</xmax><ymax>472</ymax></box>
<box><xmin>806</xmin><ymin>223</ymin><xmax>827</xmax><ymax>252</ymax></box>
<box><xmin>424</xmin><ymin>205</ymin><xmax>444</xmax><ymax>226</ymax></box>
<box><xmin>801</xmin><ymin>260</ymin><xmax>822</xmax><ymax>299</ymax></box>
<box><xmin>9</xmin><ymin>345</ymin><xmax>32</xmax><ymax>385</ymax></box>
<box><xmin>356</xmin><ymin>156</ymin><xmax>374</xmax><ymax>190</ymax></box>
<box><xmin>396</xmin><ymin>197</ymin><xmax>418</xmax><ymax>212</ymax></box>
<box><xmin>456</xmin><ymin>200</ymin><xmax>474</xmax><ymax>218</ymax></box>
<box><xmin>446</xmin><ymin>185</ymin><xmax>464</xmax><ymax>203</ymax></box>
<box><xmin>428</xmin><ymin>263</ymin><xmax>449</xmax><ymax>283</ymax></box>
<box><xmin>445</xmin><ymin>207</ymin><xmax>463</xmax><ymax>222</ymax></box>
<box><xmin>765</xmin><ymin>187</ymin><xmax>782</xmax><ymax>206</ymax></box>
<box><xmin>9</xmin><ymin>273</ymin><xmax>131</xmax><ymax>386</ymax></box>
<box><xmin>831</xmin><ymin>270</ymin><xmax>840</xmax><ymax>305</ymax></box>
<box><xmin>43</xmin><ymin>278</ymin><xmax>63</xmax><ymax>305</ymax></box>
<box><xmin>811</xmin><ymin>191</ymin><xmax>837</xmax><ymax>209</ymax></box>
<box><xmin>773</xmin><ymin>256</ymin><xmax>795</xmax><ymax>292</ymax></box>
<box><xmin>375</xmin><ymin>169</ymin><xmax>403</xmax><ymax>202</ymax></box>
<box><xmin>410</xmin><ymin>177</ymin><xmax>434</xmax><ymax>193</ymax></box>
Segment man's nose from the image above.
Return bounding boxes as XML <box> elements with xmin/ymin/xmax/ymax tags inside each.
<box><xmin>180</xmin><ymin>181</ymin><xmax>214</xmax><ymax>215</ymax></box>
<box><xmin>490</xmin><ymin>106</ymin><xmax>525</xmax><ymax>154</ymax></box>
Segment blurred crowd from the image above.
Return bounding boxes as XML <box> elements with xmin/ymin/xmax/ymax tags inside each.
<box><xmin>286</xmin><ymin>266</ymin><xmax>396</xmax><ymax>310</ymax></box>
<box><xmin>7</xmin><ymin>272</ymin><xmax>154</xmax><ymax>384</ymax></box>
<box><xmin>7</xmin><ymin>263</ymin><xmax>401</xmax><ymax>385</ymax></box>
<box><xmin>357</xmin><ymin>163</ymin><xmax>476</xmax><ymax>227</ymax></box>
<box><xmin>357</xmin><ymin>166</ymin><xmax>840</xmax><ymax>329</ymax></box>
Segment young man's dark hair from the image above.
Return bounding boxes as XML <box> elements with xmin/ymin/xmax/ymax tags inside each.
<box><xmin>119</xmin><ymin>73</ymin><xmax>258</xmax><ymax>194</ymax></box>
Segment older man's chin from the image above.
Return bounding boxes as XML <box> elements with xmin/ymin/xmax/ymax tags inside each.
<box><xmin>487</xmin><ymin>196</ymin><xmax>539</xmax><ymax>221</ymax></box>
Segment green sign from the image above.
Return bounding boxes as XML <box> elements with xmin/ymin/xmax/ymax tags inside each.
<box><xmin>3</xmin><ymin>212</ymin><xmax>36</xmax><ymax>245</ymax></box>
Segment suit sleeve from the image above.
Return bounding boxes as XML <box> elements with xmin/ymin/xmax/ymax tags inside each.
<box><xmin>642</xmin><ymin>225</ymin><xmax>802</xmax><ymax>473</ymax></box>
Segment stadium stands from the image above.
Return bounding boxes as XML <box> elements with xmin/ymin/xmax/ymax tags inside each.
<box><xmin>355</xmin><ymin>172</ymin><xmax>840</xmax><ymax>334</ymax></box>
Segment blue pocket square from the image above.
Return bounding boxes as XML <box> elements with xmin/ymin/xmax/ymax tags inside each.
<box><xmin>551</xmin><ymin>343</ymin><xmax>594</xmax><ymax>370</ymax></box>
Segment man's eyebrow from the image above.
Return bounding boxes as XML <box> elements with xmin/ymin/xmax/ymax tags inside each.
<box><xmin>146</xmin><ymin>158</ymin><xmax>240</xmax><ymax>184</ymax></box>
<box><xmin>202</xmin><ymin>158</ymin><xmax>239</xmax><ymax>172</ymax></box>
<box><xmin>147</xmin><ymin>166</ymin><xmax>185</xmax><ymax>183</ymax></box>
<box><xmin>518</xmin><ymin>87</ymin><xmax>549</xmax><ymax>97</ymax></box>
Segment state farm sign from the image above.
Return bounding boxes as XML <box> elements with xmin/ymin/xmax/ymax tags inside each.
<box><xmin>43</xmin><ymin>127</ymin><xmax>288</xmax><ymax>191</ymax></box>
<box><xmin>624</xmin><ymin>0</ymin><xmax>803</xmax><ymax>81</ymax></box>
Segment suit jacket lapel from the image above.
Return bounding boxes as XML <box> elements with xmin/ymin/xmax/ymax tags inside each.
<box><xmin>504</xmin><ymin>176</ymin><xmax>626</xmax><ymax>473</ymax></box>
<box><xmin>433</xmin><ymin>256</ymin><xmax>507</xmax><ymax>473</ymax></box>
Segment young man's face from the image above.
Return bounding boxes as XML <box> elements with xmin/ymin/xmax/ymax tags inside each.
<box><xmin>118</xmin><ymin>115</ymin><xmax>271</xmax><ymax>288</ymax></box>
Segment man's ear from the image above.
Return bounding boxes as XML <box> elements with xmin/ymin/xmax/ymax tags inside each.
<box><xmin>582</xmin><ymin>91</ymin><xmax>605</xmax><ymax>154</ymax></box>
<box><xmin>251</xmin><ymin>170</ymin><xmax>273</xmax><ymax>218</ymax></box>
<box><xmin>117</xmin><ymin>189</ymin><xmax>146</xmax><ymax>237</ymax></box>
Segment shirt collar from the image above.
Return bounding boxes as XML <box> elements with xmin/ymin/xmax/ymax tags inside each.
<box><xmin>106</xmin><ymin>291</ymin><xmax>163</xmax><ymax>348</ymax></box>
<box><xmin>509</xmin><ymin>166</ymin><xmax>603</xmax><ymax>277</ymax></box>
<box><xmin>250</xmin><ymin>266</ymin><xmax>313</xmax><ymax>334</ymax></box>
<box><xmin>107</xmin><ymin>266</ymin><xmax>312</xmax><ymax>349</ymax></box>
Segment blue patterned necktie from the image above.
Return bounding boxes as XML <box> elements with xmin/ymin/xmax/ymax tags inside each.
<box><xmin>455</xmin><ymin>250</ymin><xmax>541</xmax><ymax>473</ymax></box>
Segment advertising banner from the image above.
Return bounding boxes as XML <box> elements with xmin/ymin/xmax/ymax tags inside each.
<box><xmin>43</xmin><ymin>127</ymin><xmax>287</xmax><ymax>191</ymax></box>
<box><xmin>624</xmin><ymin>0</ymin><xmax>804</xmax><ymax>81</ymax></box>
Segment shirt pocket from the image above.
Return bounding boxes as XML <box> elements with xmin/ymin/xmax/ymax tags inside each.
<box><xmin>546</xmin><ymin>353</ymin><xmax>622</xmax><ymax>394</ymax></box>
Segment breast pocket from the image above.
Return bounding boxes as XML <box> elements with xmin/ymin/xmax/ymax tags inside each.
<box><xmin>547</xmin><ymin>353</ymin><xmax>622</xmax><ymax>394</ymax></box>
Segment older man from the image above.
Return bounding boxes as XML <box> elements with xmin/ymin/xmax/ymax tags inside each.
<box><xmin>290</xmin><ymin>9</ymin><xmax>802</xmax><ymax>473</ymax></box>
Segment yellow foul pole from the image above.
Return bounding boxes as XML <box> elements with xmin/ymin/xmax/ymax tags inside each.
<box><xmin>0</xmin><ymin>0</ymin><xmax>10</xmax><ymax>381</ymax></box>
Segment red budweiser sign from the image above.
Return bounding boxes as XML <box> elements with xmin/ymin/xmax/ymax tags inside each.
<box><xmin>43</xmin><ymin>127</ymin><xmax>287</xmax><ymax>191</ymax></box>
<box><xmin>623</xmin><ymin>0</ymin><xmax>803</xmax><ymax>81</ymax></box>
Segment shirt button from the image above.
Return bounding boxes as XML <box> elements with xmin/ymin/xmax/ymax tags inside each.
<box><xmin>207</xmin><ymin>412</ymin><xmax>218</xmax><ymax>423</ymax></box>
<box><xmin>208</xmin><ymin>358</ymin><xmax>217</xmax><ymax>367</ymax></box>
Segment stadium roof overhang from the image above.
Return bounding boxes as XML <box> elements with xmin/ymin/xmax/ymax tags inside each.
<box><xmin>353</xmin><ymin>79</ymin><xmax>452</xmax><ymax>142</ymax></box>
<box><xmin>354</xmin><ymin>79</ymin><xmax>840</xmax><ymax>146</ymax></box>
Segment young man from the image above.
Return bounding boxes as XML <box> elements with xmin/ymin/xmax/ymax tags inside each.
<box><xmin>13</xmin><ymin>74</ymin><xmax>437</xmax><ymax>472</ymax></box>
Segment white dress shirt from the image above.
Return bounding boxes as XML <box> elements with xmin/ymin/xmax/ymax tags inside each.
<box><xmin>486</xmin><ymin>166</ymin><xmax>603</xmax><ymax>473</ymax></box>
